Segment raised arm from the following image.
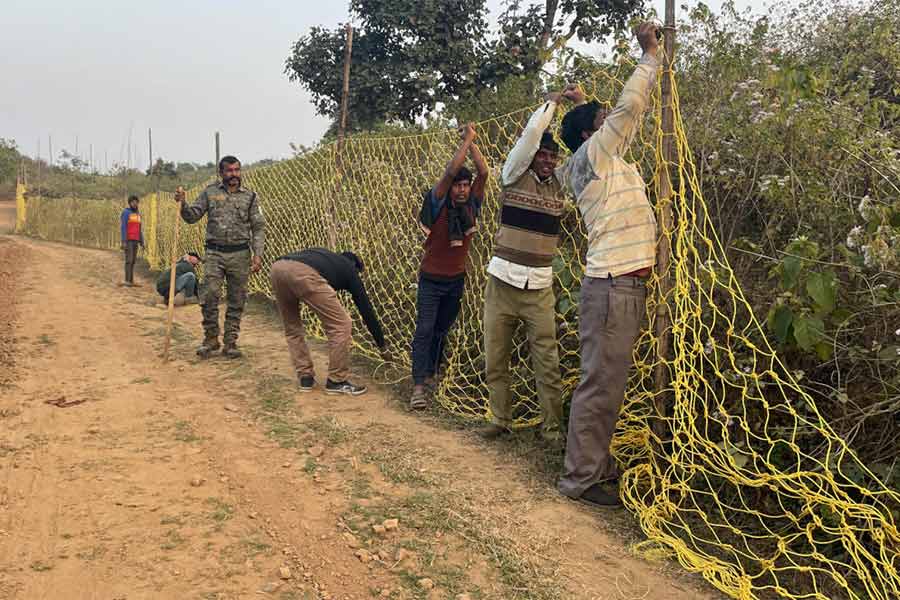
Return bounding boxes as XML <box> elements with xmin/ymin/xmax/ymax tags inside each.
<box><xmin>175</xmin><ymin>186</ymin><xmax>209</xmax><ymax>224</ymax></box>
<box><xmin>501</xmin><ymin>97</ymin><xmax>558</xmax><ymax>186</ymax></box>
<box><xmin>433</xmin><ymin>123</ymin><xmax>477</xmax><ymax>201</ymax></box>
<box><xmin>469</xmin><ymin>142</ymin><xmax>489</xmax><ymax>201</ymax></box>
<box><xmin>348</xmin><ymin>274</ymin><xmax>386</xmax><ymax>349</ymax></box>
<box><xmin>586</xmin><ymin>22</ymin><xmax>660</xmax><ymax>168</ymax></box>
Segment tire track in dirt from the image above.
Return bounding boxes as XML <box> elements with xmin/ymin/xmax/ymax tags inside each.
<box><xmin>0</xmin><ymin>234</ymin><xmax>723</xmax><ymax>600</ymax></box>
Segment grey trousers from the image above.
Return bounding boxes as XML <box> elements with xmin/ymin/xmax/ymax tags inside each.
<box><xmin>559</xmin><ymin>275</ymin><xmax>646</xmax><ymax>498</ymax></box>
<box><xmin>124</xmin><ymin>240</ymin><xmax>139</xmax><ymax>283</ymax></box>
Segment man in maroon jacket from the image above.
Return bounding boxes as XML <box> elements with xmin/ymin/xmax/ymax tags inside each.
<box><xmin>409</xmin><ymin>123</ymin><xmax>488</xmax><ymax>409</ymax></box>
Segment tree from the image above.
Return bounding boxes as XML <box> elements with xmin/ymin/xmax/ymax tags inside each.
<box><xmin>147</xmin><ymin>158</ymin><xmax>177</xmax><ymax>178</ymax></box>
<box><xmin>0</xmin><ymin>139</ymin><xmax>19</xmax><ymax>185</ymax></box>
<box><xmin>58</xmin><ymin>149</ymin><xmax>87</xmax><ymax>172</ymax></box>
<box><xmin>285</xmin><ymin>0</ymin><xmax>644</xmax><ymax>130</ymax></box>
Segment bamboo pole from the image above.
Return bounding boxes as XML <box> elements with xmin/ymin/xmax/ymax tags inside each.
<box><xmin>162</xmin><ymin>187</ymin><xmax>183</xmax><ymax>361</ymax></box>
<box><xmin>653</xmin><ymin>2</ymin><xmax>677</xmax><ymax>432</ymax></box>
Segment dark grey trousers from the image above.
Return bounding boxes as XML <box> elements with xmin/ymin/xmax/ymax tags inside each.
<box><xmin>124</xmin><ymin>240</ymin><xmax>140</xmax><ymax>283</ymax></box>
<box><xmin>558</xmin><ymin>275</ymin><xmax>646</xmax><ymax>498</ymax></box>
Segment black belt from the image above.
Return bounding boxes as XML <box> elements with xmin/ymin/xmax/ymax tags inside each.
<box><xmin>205</xmin><ymin>241</ymin><xmax>250</xmax><ymax>253</ymax></box>
<box><xmin>605</xmin><ymin>273</ymin><xmax>647</xmax><ymax>288</ymax></box>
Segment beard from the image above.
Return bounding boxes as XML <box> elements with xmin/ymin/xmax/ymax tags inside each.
<box><xmin>225</xmin><ymin>175</ymin><xmax>241</xmax><ymax>187</ymax></box>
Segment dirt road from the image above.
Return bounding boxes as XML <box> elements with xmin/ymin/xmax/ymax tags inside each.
<box><xmin>0</xmin><ymin>216</ymin><xmax>720</xmax><ymax>599</ymax></box>
<box><xmin>0</xmin><ymin>201</ymin><xmax>15</xmax><ymax>235</ymax></box>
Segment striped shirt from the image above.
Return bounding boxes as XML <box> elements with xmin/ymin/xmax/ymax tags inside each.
<box><xmin>557</xmin><ymin>54</ymin><xmax>659</xmax><ymax>278</ymax></box>
<box><xmin>487</xmin><ymin>101</ymin><xmax>565</xmax><ymax>290</ymax></box>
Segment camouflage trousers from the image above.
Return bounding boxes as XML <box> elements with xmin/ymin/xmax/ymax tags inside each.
<box><xmin>201</xmin><ymin>249</ymin><xmax>250</xmax><ymax>345</ymax></box>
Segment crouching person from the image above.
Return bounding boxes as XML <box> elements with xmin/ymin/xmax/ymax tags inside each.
<box><xmin>270</xmin><ymin>247</ymin><xmax>386</xmax><ymax>395</ymax></box>
<box><xmin>157</xmin><ymin>252</ymin><xmax>202</xmax><ymax>306</ymax></box>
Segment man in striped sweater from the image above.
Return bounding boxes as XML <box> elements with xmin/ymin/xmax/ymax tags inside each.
<box><xmin>556</xmin><ymin>22</ymin><xmax>660</xmax><ymax>507</ymax></box>
<box><xmin>481</xmin><ymin>91</ymin><xmax>571</xmax><ymax>445</ymax></box>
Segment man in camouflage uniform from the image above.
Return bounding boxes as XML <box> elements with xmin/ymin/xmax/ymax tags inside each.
<box><xmin>175</xmin><ymin>155</ymin><xmax>265</xmax><ymax>359</ymax></box>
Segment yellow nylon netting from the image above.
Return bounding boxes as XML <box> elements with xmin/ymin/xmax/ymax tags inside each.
<box><xmin>17</xmin><ymin>60</ymin><xmax>900</xmax><ymax>599</ymax></box>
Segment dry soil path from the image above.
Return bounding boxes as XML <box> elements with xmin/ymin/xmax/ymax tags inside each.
<box><xmin>0</xmin><ymin>220</ymin><xmax>721</xmax><ymax>600</ymax></box>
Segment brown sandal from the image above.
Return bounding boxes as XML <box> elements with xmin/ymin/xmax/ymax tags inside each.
<box><xmin>409</xmin><ymin>388</ymin><xmax>428</xmax><ymax>410</ymax></box>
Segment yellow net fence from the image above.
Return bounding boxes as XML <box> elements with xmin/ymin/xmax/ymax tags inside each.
<box><xmin>16</xmin><ymin>61</ymin><xmax>900</xmax><ymax>600</ymax></box>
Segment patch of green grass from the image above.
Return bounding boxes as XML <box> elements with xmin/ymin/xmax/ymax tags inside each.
<box><xmin>143</xmin><ymin>324</ymin><xmax>192</xmax><ymax>343</ymax></box>
<box><xmin>206</xmin><ymin>497</ymin><xmax>235</xmax><ymax>523</ymax></box>
<box><xmin>256</xmin><ymin>375</ymin><xmax>296</xmax><ymax>414</ymax></box>
<box><xmin>75</xmin><ymin>545</ymin><xmax>108</xmax><ymax>561</ymax></box>
<box><xmin>344</xmin><ymin>489</ymin><xmax>561</xmax><ymax>600</ymax></box>
<box><xmin>130</xmin><ymin>376</ymin><xmax>152</xmax><ymax>384</ymax></box>
<box><xmin>37</xmin><ymin>334</ymin><xmax>55</xmax><ymax>346</ymax></box>
<box><xmin>303</xmin><ymin>457</ymin><xmax>318</xmax><ymax>474</ymax></box>
<box><xmin>173</xmin><ymin>420</ymin><xmax>201</xmax><ymax>443</ymax></box>
<box><xmin>304</xmin><ymin>415</ymin><xmax>349</xmax><ymax>445</ymax></box>
<box><xmin>241</xmin><ymin>537</ymin><xmax>272</xmax><ymax>556</ymax></box>
<box><xmin>265</xmin><ymin>416</ymin><xmax>303</xmax><ymax>448</ymax></box>
<box><xmin>160</xmin><ymin>528</ymin><xmax>185</xmax><ymax>551</ymax></box>
<box><xmin>350</xmin><ymin>475</ymin><xmax>373</xmax><ymax>499</ymax></box>
<box><xmin>160</xmin><ymin>513</ymin><xmax>187</xmax><ymax>526</ymax></box>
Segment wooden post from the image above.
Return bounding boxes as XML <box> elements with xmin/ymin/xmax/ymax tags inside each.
<box><xmin>215</xmin><ymin>132</ymin><xmax>221</xmax><ymax>170</ymax></box>
<box><xmin>653</xmin><ymin>3</ymin><xmax>677</xmax><ymax>431</ymax></box>
<box><xmin>149</xmin><ymin>128</ymin><xmax>161</xmax><ymax>267</ymax></box>
<box><xmin>163</xmin><ymin>187</ymin><xmax>184</xmax><ymax>361</ymax></box>
<box><xmin>329</xmin><ymin>23</ymin><xmax>354</xmax><ymax>251</ymax></box>
<box><xmin>36</xmin><ymin>138</ymin><xmax>42</xmax><ymax>197</ymax></box>
<box><xmin>337</xmin><ymin>23</ymin><xmax>354</xmax><ymax>148</ymax></box>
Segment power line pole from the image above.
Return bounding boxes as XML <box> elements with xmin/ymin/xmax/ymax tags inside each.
<box><xmin>148</xmin><ymin>128</ymin><xmax>153</xmax><ymax>176</ymax></box>
<box><xmin>48</xmin><ymin>135</ymin><xmax>53</xmax><ymax>168</ymax></box>
<box><xmin>653</xmin><ymin>1</ymin><xmax>677</xmax><ymax>430</ymax></box>
<box><xmin>215</xmin><ymin>131</ymin><xmax>220</xmax><ymax>168</ymax></box>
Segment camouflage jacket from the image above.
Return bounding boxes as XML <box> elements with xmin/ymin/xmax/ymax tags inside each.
<box><xmin>180</xmin><ymin>182</ymin><xmax>266</xmax><ymax>256</ymax></box>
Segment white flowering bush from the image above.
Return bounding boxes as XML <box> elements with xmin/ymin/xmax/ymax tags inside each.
<box><xmin>676</xmin><ymin>0</ymin><xmax>900</xmax><ymax>471</ymax></box>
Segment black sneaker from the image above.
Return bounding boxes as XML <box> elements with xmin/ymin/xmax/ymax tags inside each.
<box><xmin>575</xmin><ymin>483</ymin><xmax>622</xmax><ymax>507</ymax></box>
<box><xmin>324</xmin><ymin>380</ymin><xmax>367</xmax><ymax>396</ymax></box>
<box><xmin>298</xmin><ymin>376</ymin><xmax>315</xmax><ymax>392</ymax></box>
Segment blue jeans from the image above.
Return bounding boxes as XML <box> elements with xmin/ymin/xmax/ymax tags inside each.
<box><xmin>411</xmin><ymin>275</ymin><xmax>464</xmax><ymax>385</ymax></box>
<box><xmin>175</xmin><ymin>272</ymin><xmax>198</xmax><ymax>297</ymax></box>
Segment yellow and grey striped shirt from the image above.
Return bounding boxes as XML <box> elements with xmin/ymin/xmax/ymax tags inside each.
<box><xmin>557</xmin><ymin>54</ymin><xmax>659</xmax><ymax>278</ymax></box>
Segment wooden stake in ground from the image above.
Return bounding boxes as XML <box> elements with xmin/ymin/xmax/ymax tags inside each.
<box><xmin>162</xmin><ymin>187</ymin><xmax>183</xmax><ymax>361</ymax></box>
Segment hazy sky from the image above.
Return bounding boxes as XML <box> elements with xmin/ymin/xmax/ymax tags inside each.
<box><xmin>2</xmin><ymin>0</ymin><xmax>765</xmax><ymax>171</ymax></box>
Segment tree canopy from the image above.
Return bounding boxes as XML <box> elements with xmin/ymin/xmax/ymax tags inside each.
<box><xmin>284</xmin><ymin>0</ymin><xmax>644</xmax><ymax>132</ymax></box>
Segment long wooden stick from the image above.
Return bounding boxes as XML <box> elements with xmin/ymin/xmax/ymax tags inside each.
<box><xmin>162</xmin><ymin>187</ymin><xmax>183</xmax><ymax>361</ymax></box>
<box><xmin>653</xmin><ymin>4</ymin><xmax>677</xmax><ymax>433</ymax></box>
